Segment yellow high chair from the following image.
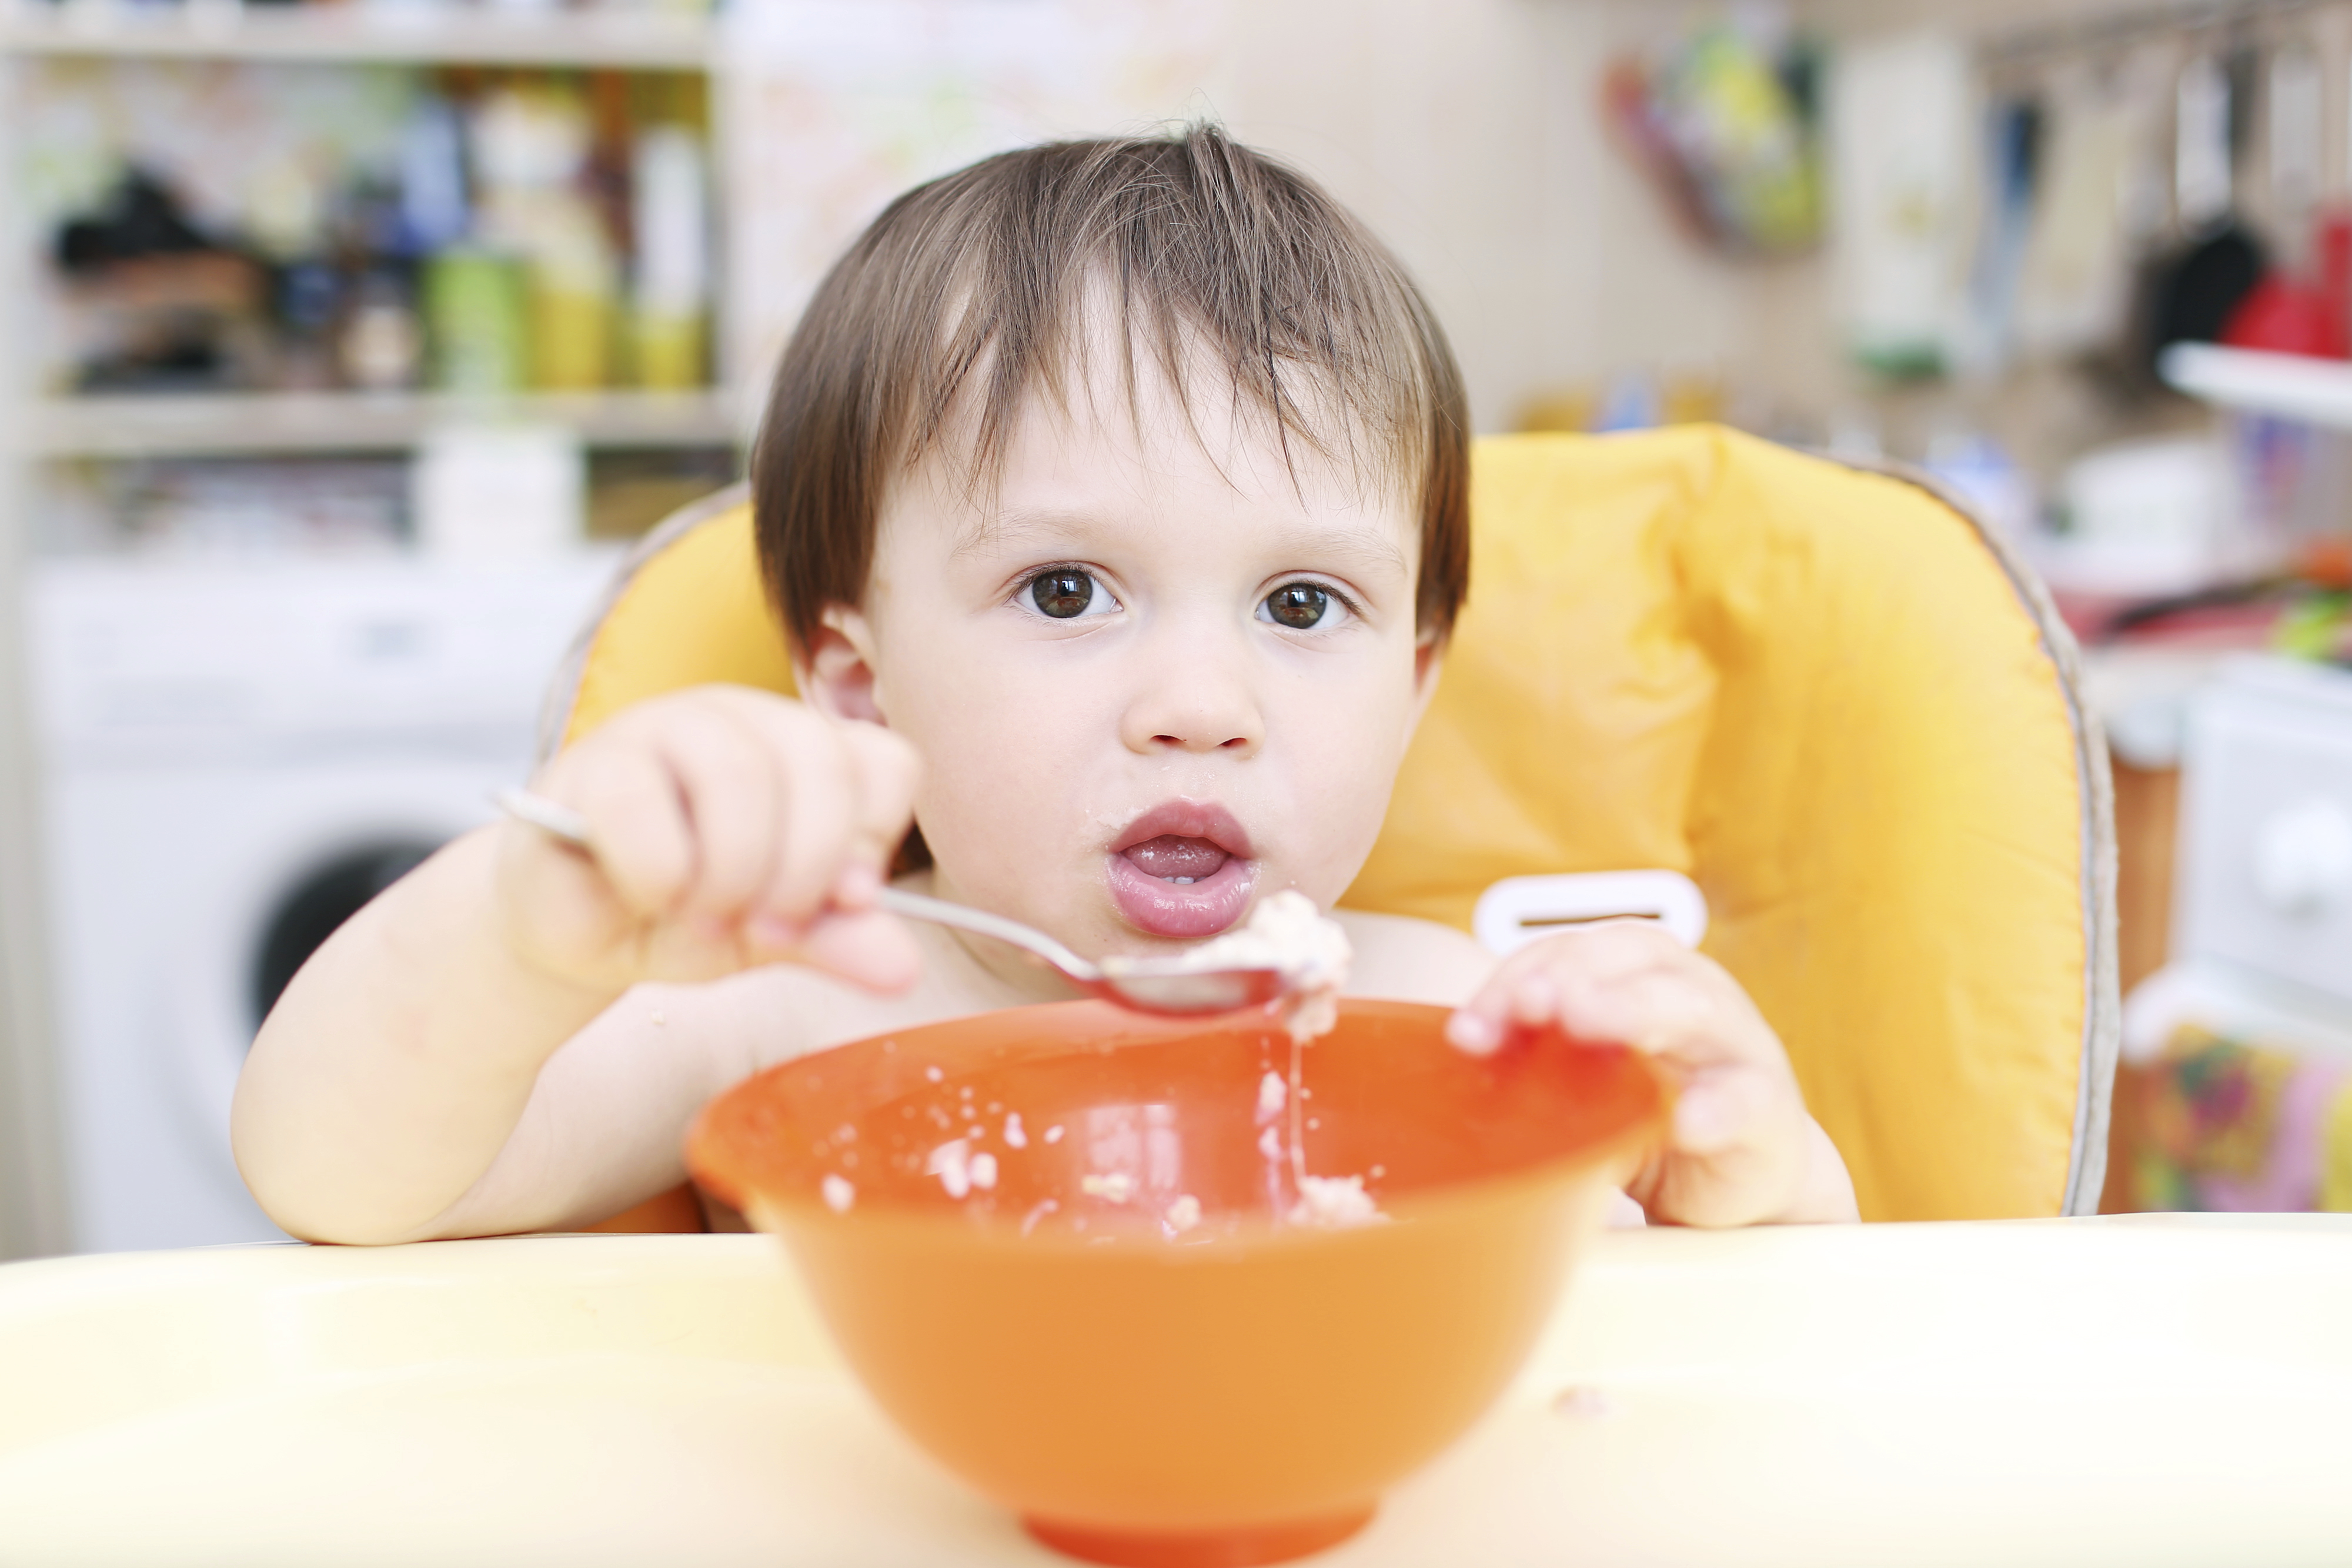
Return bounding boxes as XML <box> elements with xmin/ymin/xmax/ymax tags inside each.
<box><xmin>549</xmin><ymin>427</ymin><xmax>2117</xmax><ymax>1224</ymax></box>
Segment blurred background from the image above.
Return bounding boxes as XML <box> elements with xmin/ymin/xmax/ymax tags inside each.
<box><xmin>2</xmin><ymin>0</ymin><xmax>2350</xmax><ymax>1259</ymax></box>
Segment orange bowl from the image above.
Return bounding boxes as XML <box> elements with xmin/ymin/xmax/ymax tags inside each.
<box><xmin>687</xmin><ymin>998</ymin><xmax>1665</xmax><ymax>1567</ymax></box>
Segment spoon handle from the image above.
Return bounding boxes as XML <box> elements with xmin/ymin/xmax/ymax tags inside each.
<box><xmin>493</xmin><ymin>788</ymin><xmax>592</xmax><ymax>847</ymax></box>
<box><xmin>873</xmin><ymin>888</ymin><xmax>1101</xmax><ymax>983</ymax></box>
<box><xmin>492</xmin><ymin>788</ymin><xmax>1102</xmax><ymax>985</ymax></box>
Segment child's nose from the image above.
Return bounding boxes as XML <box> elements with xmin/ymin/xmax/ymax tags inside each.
<box><xmin>1120</xmin><ymin>638</ymin><xmax>1265</xmax><ymax>757</ymax></box>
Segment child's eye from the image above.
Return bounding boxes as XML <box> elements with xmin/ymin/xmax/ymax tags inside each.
<box><xmin>1026</xmin><ymin>569</ymin><xmax>1115</xmax><ymax>620</ymax></box>
<box><xmin>1258</xmin><ymin>581</ymin><xmax>1342</xmax><ymax>630</ymax></box>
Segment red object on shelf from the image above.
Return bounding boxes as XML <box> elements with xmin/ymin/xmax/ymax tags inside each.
<box><xmin>2220</xmin><ymin>272</ymin><xmax>2350</xmax><ymax>359</ymax></box>
<box><xmin>2220</xmin><ymin>206</ymin><xmax>2352</xmax><ymax>360</ymax></box>
<box><xmin>2321</xmin><ymin>208</ymin><xmax>2352</xmax><ymax>342</ymax></box>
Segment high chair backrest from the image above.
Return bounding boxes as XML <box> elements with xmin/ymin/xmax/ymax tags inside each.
<box><xmin>550</xmin><ymin>427</ymin><xmax>2118</xmax><ymax>1221</ymax></box>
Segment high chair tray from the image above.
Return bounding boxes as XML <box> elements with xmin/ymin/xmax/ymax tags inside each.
<box><xmin>1</xmin><ymin>1218</ymin><xmax>2346</xmax><ymax>1566</ymax></box>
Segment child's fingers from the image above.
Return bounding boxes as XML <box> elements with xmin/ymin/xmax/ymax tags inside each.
<box><xmin>1508</xmin><ymin>970</ymin><xmax>1562</xmax><ymax>1028</ymax></box>
<box><xmin>1668</xmin><ymin>1064</ymin><xmax>1776</xmax><ymax>1155</ymax></box>
<box><xmin>518</xmin><ymin>686</ymin><xmax>928</xmax><ymax>988</ymax></box>
<box><xmin>721</xmin><ymin>701</ymin><xmax>861</xmax><ymax>948</ymax></box>
<box><xmin>1527</xmin><ymin>919</ymin><xmax>1689</xmax><ymax>981</ymax></box>
<box><xmin>646</xmin><ymin>698</ymin><xmax>786</xmax><ymax>928</ymax></box>
<box><xmin>556</xmin><ymin>743</ymin><xmax>696</xmax><ymax>921</ymax></box>
<box><xmin>1552</xmin><ymin>961</ymin><xmax>1733</xmax><ymax>1062</ymax></box>
<box><xmin>633</xmin><ymin>901</ymin><xmax>758</xmax><ymax>983</ymax></box>
<box><xmin>1445</xmin><ymin>920</ymin><xmax>1669</xmax><ymax>1054</ymax></box>
<box><xmin>1636</xmin><ymin>1064</ymin><xmax>1810</xmax><ymax>1227</ymax></box>
<box><xmin>1444</xmin><ymin>1007</ymin><xmax>1505</xmax><ymax>1055</ymax></box>
<box><xmin>1454</xmin><ymin>922</ymin><xmax>1822</xmax><ymax>1229</ymax></box>
<box><xmin>836</xmin><ymin>720</ymin><xmax>923</xmax><ymax>895</ymax></box>
<box><xmin>791</xmin><ymin>905</ymin><xmax>923</xmax><ymax>994</ymax></box>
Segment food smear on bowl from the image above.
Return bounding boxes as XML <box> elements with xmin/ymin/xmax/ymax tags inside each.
<box><xmin>1164</xmin><ymin>890</ymin><xmax>1389</xmax><ymax>1229</ymax></box>
<box><xmin>1288</xmin><ymin>1173</ymin><xmax>1384</xmax><ymax>1229</ymax></box>
<box><xmin>816</xmin><ymin>891</ymin><xmax>1387</xmax><ymax>1236</ymax></box>
<box><xmin>927</xmin><ymin>1138</ymin><xmax>974</xmax><ymax>1199</ymax></box>
<box><xmin>1117</xmin><ymin>888</ymin><xmax>1381</xmax><ymax>1229</ymax></box>
<box><xmin>1256</xmin><ymin>1069</ymin><xmax>1287</xmax><ymax>1124</ymax></box>
<box><xmin>1079</xmin><ymin>1171</ymin><xmax>1137</xmax><ymax>1203</ymax></box>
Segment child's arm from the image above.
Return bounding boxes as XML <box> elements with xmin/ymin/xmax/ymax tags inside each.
<box><xmin>1446</xmin><ymin>921</ymin><xmax>1859</xmax><ymax>1225</ymax></box>
<box><xmin>232</xmin><ymin>686</ymin><xmax>920</xmax><ymax>1245</ymax></box>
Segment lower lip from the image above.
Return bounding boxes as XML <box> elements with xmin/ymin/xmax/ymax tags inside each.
<box><xmin>1105</xmin><ymin>850</ymin><xmax>1256</xmax><ymax>940</ymax></box>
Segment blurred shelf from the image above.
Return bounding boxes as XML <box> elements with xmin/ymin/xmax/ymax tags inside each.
<box><xmin>0</xmin><ymin>1</ymin><xmax>715</xmax><ymax>67</ymax></box>
<box><xmin>2160</xmin><ymin>342</ymin><xmax>2352</xmax><ymax>430</ymax></box>
<box><xmin>22</xmin><ymin>389</ymin><xmax>744</xmax><ymax>456</ymax></box>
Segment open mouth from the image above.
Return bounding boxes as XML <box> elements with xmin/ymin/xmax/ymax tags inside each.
<box><xmin>1105</xmin><ymin>802</ymin><xmax>1258</xmax><ymax>940</ymax></box>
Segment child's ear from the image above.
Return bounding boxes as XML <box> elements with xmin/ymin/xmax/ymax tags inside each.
<box><xmin>799</xmin><ymin>605</ymin><xmax>888</xmax><ymax>726</ymax></box>
<box><xmin>1408</xmin><ymin>630</ymin><xmax>1446</xmax><ymax>728</ymax></box>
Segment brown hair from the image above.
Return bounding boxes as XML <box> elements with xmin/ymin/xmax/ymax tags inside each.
<box><xmin>751</xmin><ymin>122</ymin><xmax>1470</xmax><ymax>656</ymax></box>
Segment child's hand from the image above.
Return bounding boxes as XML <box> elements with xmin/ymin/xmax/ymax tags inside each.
<box><xmin>1445</xmin><ymin>921</ymin><xmax>1857</xmax><ymax>1226</ymax></box>
<box><xmin>496</xmin><ymin>685</ymin><xmax>923</xmax><ymax>996</ymax></box>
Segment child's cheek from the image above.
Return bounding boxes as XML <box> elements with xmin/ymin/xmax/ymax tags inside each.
<box><xmin>1265</xmin><ymin>658</ymin><xmax>1421</xmax><ymax>897</ymax></box>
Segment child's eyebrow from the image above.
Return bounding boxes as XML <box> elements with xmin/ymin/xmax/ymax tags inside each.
<box><xmin>958</xmin><ymin>507</ymin><xmax>1412</xmax><ymax>579</ymax></box>
<box><xmin>951</xmin><ymin>507</ymin><xmax>1105</xmax><ymax>559</ymax></box>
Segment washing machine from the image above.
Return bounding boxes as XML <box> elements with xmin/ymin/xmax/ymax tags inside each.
<box><xmin>2127</xmin><ymin>654</ymin><xmax>2352</xmax><ymax>1058</ymax></box>
<box><xmin>28</xmin><ymin>553</ymin><xmax>617</xmax><ymax>1252</ymax></box>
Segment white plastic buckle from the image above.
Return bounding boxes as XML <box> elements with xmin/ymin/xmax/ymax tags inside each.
<box><xmin>1471</xmin><ymin>871</ymin><xmax>1709</xmax><ymax>957</ymax></box>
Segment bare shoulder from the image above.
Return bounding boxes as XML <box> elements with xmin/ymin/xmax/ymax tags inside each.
<box><xmin>1332</xmin><ymin>908</ymin><xmax>1496</xmax><ymax>1008</ymax></box>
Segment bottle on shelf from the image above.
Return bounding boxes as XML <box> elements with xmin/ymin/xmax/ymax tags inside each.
<box><xmin>423</xmin><ymin>247</ymin><xmax>529</xmax><ymax>393</ymax></box>
<box><xmin>629</xmin><ymin>120</ymin><xmax>709</xmax><ymax>390</ymax></box>
<box><xmin>339</xmin><ymin>268</ymin><xmax>423</xmax><ymax>392</ymax></box>
<box><xmin>470</xmin><ymin>73</ymin><xmax>619</xmax><ymax>392</ymax></box>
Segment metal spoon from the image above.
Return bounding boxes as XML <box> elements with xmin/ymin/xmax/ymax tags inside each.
<box><xmin>493</xmin><ymin>787</ymin><xmax>1285</xmax><ymax>1017</ymax></box>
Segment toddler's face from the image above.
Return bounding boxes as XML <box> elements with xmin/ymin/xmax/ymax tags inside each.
<box><xmin>825</xmin><ymin>356</ymin><xmax>1436</xmax><ymax>963</ymax></box>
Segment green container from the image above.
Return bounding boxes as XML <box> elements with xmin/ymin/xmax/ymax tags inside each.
<box><xmin>424</xmin><ymin>250</ymin><xmax>530</xmax><ymax>394</ymax></box>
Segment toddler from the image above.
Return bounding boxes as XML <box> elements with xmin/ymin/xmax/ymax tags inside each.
<box><xmin>233</xmin><ymin>125</ymin><xmax>1856</xmax><ymax>1242</ymax></box>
